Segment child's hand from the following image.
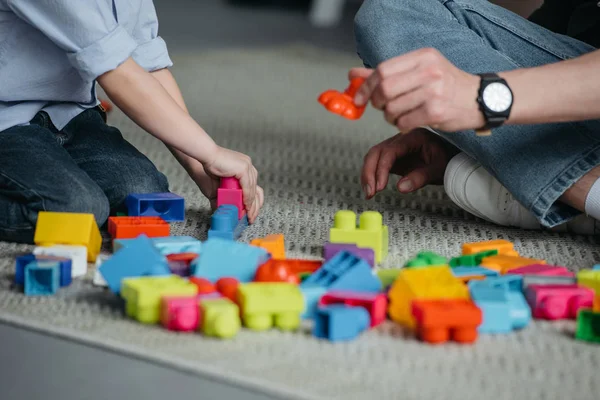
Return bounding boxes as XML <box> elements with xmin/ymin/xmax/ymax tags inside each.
<box><xmin>202</xmin><ymin>146</ymin><xmax>264</xmax><ymax>223</ymax></box>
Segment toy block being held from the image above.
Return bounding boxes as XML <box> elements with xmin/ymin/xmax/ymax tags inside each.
<box><xmin>404</xmin><ymin>251</ymin><xmax>447</xmax><ymax>268</ymax></box>
<box><xmin>411</xmin><ymin>299</ymin><xmax>482</xmax><ymax>344</ymax></box>
<box><xmin>470</xmin><ymin>284</ymin><xmax>530</xmax><ymax>333</ymax></box>
<box><xmin>114</xmin><ymin>235</ymin><xmax>202</xmax><ymax>256</ymax></box>
<box><xmin>323</xmin><ymin>242</ymin><xmax>374</xmax><ymax>268</ymax></box>
<box><xmin>33</xmin><ymin>245</ymin><xmax>87</xmax><ymax>278</ymax></box>
<box><xmin>191</xmin><ymin>238</ymin><xmax>269</xmax><ymax>283</ymax></box>
<box><xmin>208</xmin><ymin>205</ymin><xmax>248</xmax><ymax>241</ymax></box>
<box><xmin>480</xmin><ymin>255</ymin><xmax>545</xmax><ymax>274</ymax></box>
<box><xmin>34</xmin><ymin>211</ymin><xmax>101</xmax><ymax>262</ymax></box>
<box><xmin>99</xmin><ymin>235</ymin><xmax>170</xmax><ymax>294</ymax></box>
<box><xmin>449</xmin><ymin>250</ymin><xmax>498</xmax><ymax>268</ymax></box>
<box><xmin>313</xmin><ymin>304</ymin><xmax>370</xmax><ymax>342</ymax></box>
<box><xmin>329</xmin><ymin>210</ymin><xmax>388</xmax><ymax>263</ymax></box>
<box><xmin>121</xmin><ymin>275</ymin><xmax>198</xmax><ymax>324</ymax></box>
<box><xmin>15</xmin><ymin>254</ymin><xmax>72</xmax><ymax>287</ymax></box>
<box><xmin>576</xmin><ymin>309</ymin><xmax>600</xmax><ymax>343</ymax></box>
<box><xmin>108</xmin><ymin>216</ymin><xmax>169</xmax><ymax>239</ymax></box>
<box><xmin>24</xmin><ymin>262</ymin><xmax>61</xmax><ymax>296</ymax></box>
<box><xmin>198</xmin><ymin>298</ymin><xmax>241</xmax><ymax>339</ymax></box>
<box><xmin>237</xmin><ymin>283</ymin><xmax>305</xmax><ymax>331</ymax></box>
<box><xmin>319</xmin><ymin>291</ymin><xmax>388</xmax><ymax>328</ymax></box>
<box><xmin>318</xmin><ymin>77</ymin><xmax>366</xmax><ymax>120</ymax></box>
<box><xmin>217</xmin><ymin>178</ymin><xmax>245</xmax><ymax>219</ymax></box>
<box><xmin>92</xmin><ymin>254</ymin><xmax>110</xmax><ymax>287</ymax></box>
<box><xmin>166</xmin><ymin>253</ymin><xmax>198</xmax><ymax>277</ymax></box>
<box><xmin>125</xmin><ymin>193</ymin><xmax>185</xmax><ymax>221</ymax></box>
<box><xmin>462</xmin><ymin>240</ymin><xmax>517</xmax><ymax>256</ymax></box>
<box><xmin>507</xmin><ymin>264</ymin><xmax>574</xmax><ymax>277</ymax></box>
<box><xmin>300</xmin><ymin>285</ymin><xmax>328</xmax><ymax>319</ymax></box>
<box><xmin>525</xmin><ymin>284</ymin><xmax>594</xmax><ymax>320</ymax></box>
<box><xmin>577</xmin><ymin>269</ymin><xmax>600</xmax><ymax>294</ymax></box>
<box><xmin>161</xmin><ymin>296</ymin><xmax>199</xmax><ymax>332</ymax></box>
<box><xmin>251</xmin><ymin>234</ymin><xmax>285</xmax><ymax>259</ymax></box>
<box><xmin>300</xmin><ymin>251</ymin><xmax>381</xmax><ymax>293</ymax></box>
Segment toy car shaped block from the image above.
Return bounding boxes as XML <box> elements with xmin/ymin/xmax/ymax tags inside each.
<box><xmin>166</xmin><ymin>253</ymin><xmax>198</xmax><ymax>277</ymax></box>
<box><xmin>125</xmin><ymin>193</ymin><xmax>185</xmax><ymax>221</ymax></box>
<box><xmin>329</xmin><ymin>210</ymin><xmax>388</xmax><ymax>263</ymax></box>
<box><xmin>24</xmin><ymin>261</ymin><xmax>61</xmax><ymax>296</ymax></box>
<box><xmin>121</xmin><ymin>275</ymin><xmax>198</xmax><ymax>324</ymax></box>
<box><xmin>323</xmin><ymin>242</ymin><xmax>375</xmax><ymax>268</ymax></box>
<box><xmin>313</xmin><ymin>304</ymin><xmax>370</xmax><ymax>342</ymax></box>
<box><xmin>411</xmin><ymin>299</ymin><xmax>482</xmax><ymax>344</ymax></box>
<box><xmin>388</xmin><ymin>266</ymin><xmax>469</xmax><ymax>329</ymax></box>
<box><xmin>470</xmin><ymin>284</ymin><xmax>530</xmax><ymax>333</ymax></box>
<box><xmin>319</xmin><ymin>290</ymin><xmax>388</xmax><ymax>328</ymax></box>
<box><xmin>479</xmin><ymin>255</ymin><xmax>546</xmax><ymax>274</ymax></box>
<box><xmin>451</xmin><ymin>266</ymin><xmax>499</xmax><ymax>283</ymax></box>
<box><xmin>507</xmin><ymin>264</ymin><xmax>574</xmax><ymax>277</ymax></box>
<box><xmin>576</xmin><ymin>309</ymin><xmax>600</xmax><ymax>343</ymax></box>
<box><xmin>34</xmin><ymin>211</ymin><xmax>101</xmax><ymax>262</ymax></box>
<box><xmin>404</xmin><ymin>251</ymin><xmax>447</xmax><ymax>268</ymax></box>
<box><xmin>99</xmin><ymin>235</ymin><xmax>171</xmax><ymax>294</ymax></box>
<box><xmin>161</xmin><ymin>296</ymin><xmax>199</xmax><ymax>332</ymax></box>
<box><xmin>208</xmin><ymin>205</ymin><xmax>248</xmax><ymax>241</ymax></box>
<box><xmin>449</xmin><ymin>249</ymin><xmax>498</xmax><ymax>268</ymax></box>
<box><xmin>318</xmin><ymin>77</ymin><xmax>366</xmax><ymax>120</ymax></box>
<box><xmin>251</xmin><ymin>234</ymin><xmax>285</xmax><ymax>260</ymax></box>
<box><xmin>217</xmin><ymin>177</ymin><xmax>245</xmax><ymax>220</ymax></box>
<box><xmin>525</xmin><ymin>284</ymin><xmax>594</xmax><ymax>320</ymax></box>
<box><xmin>191</xmin><ymin>238</ymin><xmax>269</xmax><ymax>283</ymax></box>
<box><xmin>198</xmin><ymin>297</ymin><xmax>241</xmax><ymax>339</ymax></box>
<box><xmin>15</xmin><ymin>254</ymin><xmax>72</xmax><ymax>287</ymax></box>
<box><xmin>461</xmin><ymin>240</ymin><xmax>518</xmax><ymax>257</ymax></box>
<box><xmin>113</xmin><ymin>235</ymin><xmax>202</xmax><ymax>256</ymax></box>
<box><xmin>577</xmin><ymin>269</ymin><xmax>600</xmax><ymax>294</ymax></box>
<box><xmin>107</xmin><ymin>216</ymin><xmax>169</xmax><ymax>239</ymax></box>
<box><xmin>300</xmin><ymin>251</ymin><xmax>382</xmax><ymax>293</ymax></box>
<box><xmin>33</xmin><ymin>244</ymin><xmax>88</xmax><ymax>278</ymax></box>
<box><xmin>237</xmin><ymin>282</ymin><xmax>305</xmax><ymax>331</ymax></box>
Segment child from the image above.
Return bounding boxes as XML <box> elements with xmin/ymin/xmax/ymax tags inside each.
<box><xmin>0</xmin><ymin>0</ymin><xmax>264</xmax><ymax>243</ymax></box>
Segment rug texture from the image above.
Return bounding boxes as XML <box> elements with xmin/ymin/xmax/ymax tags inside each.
<box><xmin>1</xmin><ymin>45</ymin><xmax>599</xmax><ymax>400</ymax></box>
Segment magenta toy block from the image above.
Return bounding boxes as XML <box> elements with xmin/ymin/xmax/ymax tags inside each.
<box><xmin>217</xmin><ymin>178</ymin><xmax>245</xmax><ymax>219</ymax></box>
<box><xmin>319</xmin><ymin>290</ymin><xmax>387</xmax><ymax>327</ymax></box>
<box><xmin>161</xmin><ymin>296</ymin><xmax>199</xmax><ymax>332</ymax></box>
<box><xmin>323</xmin><ymin>242</ymin><xmax>375</xmax><ymax>268</ymax></box>
<box><xmin>525</xmin><ymin>284</ymin><xmax>594</xmax><ymax>320</ymax></box>
<box><xmin>507</xmin><ymin>264</ymin><xmax>574</xmax><ymax>277</ymax></box>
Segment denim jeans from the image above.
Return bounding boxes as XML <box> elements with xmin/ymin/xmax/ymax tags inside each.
<box><xmin>354</xmin><ymin>0</ymin><xmax>600</xmax><ymax>228</ymax></box>
<box><xmin>0</xmin><ymin>108</ymin><xmax>169</xmax><ymax>243</ymax></box>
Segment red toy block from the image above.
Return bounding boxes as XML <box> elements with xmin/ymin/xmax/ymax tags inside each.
<box><xmin>318</xmin><ymin>78</ymin><xmax>366</xmax><ymax>120</ymax></box>
<box><xmin>107</xmin><ymin>216</ymin><xmax>169</xmax><ymax>239</ymax></box>
<box><xmin>411</xmin><ymin>299</ymin><xmax>482</xmax><ymax>345</ymax></box>
<box><xmin>217</xmin><ymin>178</ymin><xmax>245</xmax><ymax>219</ymax></box>
<box><xmin>216</xmin><ymin>277</ymin><xmax>240</xmax><ymax>303</ymax></box>
<box><xmin>189</xmin><ymin>277</ymin><xmax>217</xmax><ymax>294</ymax></box>
<box><xmin>525</xmin><ymin>284</ymin><xmax>594</xmax><ymax>320</ymax></box>
<box><xmin>160</xmin><ymin>296</ymin><xmax>199</xmax><ymax>332</ymax></box>
<box><xmin>507</xmin><ymin>264</ymin><xmax>574</xmax><ymax>277</ymax></box>
<box><xmin>319</xmin><ymin>290</ymin><xmax>388</xmax><ymax>328</ymax></box>
<box><xmin>254</xmin><ymin>260</ymin><xmax>300</xmax><ymax>285</ymax></box>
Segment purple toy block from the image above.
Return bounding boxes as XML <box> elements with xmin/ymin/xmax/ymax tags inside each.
<box><xmin>323</xmin><ymin>242</ymin><xmax>375</xmax><ymax>267</ymax></box>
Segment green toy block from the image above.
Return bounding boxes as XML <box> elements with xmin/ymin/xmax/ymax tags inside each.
<box><xmin>121</xmin><ymin>275</ymin><xmax>198</xmax><ymax>324</ymax></box>
<box><xmin>575</xmin><ymin>309</ymin><xmax>600</xmax><ymax>343</ymax></box>
<box><xmin>404</xmin><ymin>251</ymin><xmax>447</xmax><ymax>268</ymax></box>
<box><xmin>377</xmin><ymin>268</ymin><xmax>401</xmax><ymax>288</ymax></box>
<box><xmin>199</xmin><ymin>298</ymin><xmax>241</xmax><ymax>339</ymax></box>
<box><xmin>449</xmin><ymin>249</ymin><xmax>498</xmax><ymax>268</ymax></box>
<box><xmin>298</xmin><ymin>272</ymin><xmax>312</xmax><ymax>282</ymax></box>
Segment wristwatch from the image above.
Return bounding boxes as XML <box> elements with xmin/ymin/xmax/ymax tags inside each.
<box><xmin>475</xmin><ymin>73</ymin><xmax>513</xmax><ymax>136</ymax></box>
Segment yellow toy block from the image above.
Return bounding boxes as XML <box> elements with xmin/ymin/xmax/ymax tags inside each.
<box><xmin>577</xmin><ymin>270</ymin><xmax>600</xmax><ymax>294</ymax></box>
<box><xmin>199</xmin><ymin>298</ymin><xmax>241</xmax><ymax>339</ymax></box>
<box><xmin>388</xmin><ymin>266</ymin><xmax>469</xmax><ymax>329</ymax></box>
<box><xmin>251</xmin><ymin>234</ymin><xmax>285</xmax><ymax>259</ymax></box>
<box><xmin>237</xmin><ymin>282</ymin><xmax>305</xmax><ymax>331</ymax></box>
<box><xmin>462</xmin><ymin>240</ymin><xmax>518</xmax><ymax>257</ymax></box>
<box><xmin>34</xmin><ymin>211</ymin><xmax>102</xmax><ymax>262</ymax></box>
<box><xmin>121</xmin><ymin>275</ymin><xmax>197</xmax><ymax>324</ymax></box>
<box><xmin>329</xmin><ymin>210</ymin><xmax>388</xmax><ymax>263</ymax></box>
<box><xmin>480</xmin><ymin>255</ymin><xmax>545</xmax><ymax>274</ymax></box>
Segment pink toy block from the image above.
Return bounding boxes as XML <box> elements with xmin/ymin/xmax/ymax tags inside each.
<box><xmin>160</xmin><ymin>296</ymin><xmax>199</xmax><ymax>332</ymax></box>
<box><xmin>217</xmin><ymin>178</ymin><xmax>245</xmax><ymax>219</ymax></box>
<box><xmin>318</xmin><ymin>290</ymin><xmax>388</xmax><ymax>328</ymax></box>
<box><xmin>507</xmin><ymin>264</ymin><xmax>574</xmax><ymax>277</ymax></box>
<box><xmin>525</xmin><ymin>284</ymin><xmax>594</xmax><ymax>320</ymax></box>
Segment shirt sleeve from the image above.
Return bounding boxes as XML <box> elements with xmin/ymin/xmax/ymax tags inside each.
<box><xmin>130</xmin><ymin>0</ymin><xmax>173</xmax><ymax>72</ymax></box>
<box><xmin>6</xmin><ymin>0</ymin><xmax>138</xmax><ymax>82</ymax></box>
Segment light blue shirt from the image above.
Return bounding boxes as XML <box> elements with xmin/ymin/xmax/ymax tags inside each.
<box><xmin>0</xmin><ymin>0</ymin><xmax>173</xmax><ymax>132</ymax></box>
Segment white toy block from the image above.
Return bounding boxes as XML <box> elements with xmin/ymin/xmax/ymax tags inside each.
<box><xmin>34</xmin><ymin>245</ymin><xmax>88</xmax><ymax>278</ymax></box>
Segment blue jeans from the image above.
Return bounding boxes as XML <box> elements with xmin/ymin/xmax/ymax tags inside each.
<box><xmin>0</xmin><ymin>108</ymin><xmax>169</xmax><ymax>243</ymax></box>
<box><xmin>354</xmin><ymin>0</ymin><xmax>600</xmax><ymax>228</ymax></box>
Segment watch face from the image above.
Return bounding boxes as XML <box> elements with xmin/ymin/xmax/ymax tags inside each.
<box><xmin>482</xmin><ymin>82</ymin><xmax>512</xmax><ymax>113</ymax></box>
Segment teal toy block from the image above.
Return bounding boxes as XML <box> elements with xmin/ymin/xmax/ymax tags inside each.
<box><xmin>313</xmin><ymin>304</ymin><xmax>370</xmax><ymax>342</ymax></box>
<box><xmin>469</xmin><ymin>275</ymin><xmax>523</xmax><ymax>293</ymax></box>
<box><xmin>300</xmin><ymin>285</ymin><xmax>328</xmax><ymax>319</ymax></box>
<box><xmin>404</xmin><ymin>251</ymin><xmax>447</xmax><ymax>268</ymax></box>
<box><xmin>208</xmin><ymin>205</ymin><xmax>248</xmax><ymax>241</ymax></box>
<box><xmin>24</xmin><ymin>262</ymin><xmax>60</xmax><ymax>296</ymax></box>
<box><xmin>113</xmin><ymin>235</ymin><xmax>202</xmax><ymax>256</ymax></box>
<box><xmin>452</xmin><ymin>266</ymin><xmax>498</xmax><ymax>278</ymax></box>
<box><xmin>449</xmin><ymin>249</ymin><xmax>498</xmax><ymax>267</ymax></box>
<box><xmin>593</xmin><ymin>265</ymin><xmax>600</xmax><ymax>271</ymax></box>
<box><xmin>470</xmin><ymin>284</ymin><xmax>530</xmax><ymax>333</ymax></box>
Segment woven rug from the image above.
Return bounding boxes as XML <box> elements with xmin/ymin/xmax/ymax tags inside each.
<box><xmin>1</xmin><ymin>45</ymin><xmax>599</xmax><ymax>400</ymax></box>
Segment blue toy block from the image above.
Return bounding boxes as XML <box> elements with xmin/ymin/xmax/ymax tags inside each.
<box><xmin>452</xmin><ymin>266</ymin><xmax>499</xmax><ymax>278</ymax></box>
<box><xmin>208</xmin><ymin>205</ymin><xmax>248</xmax><ymax>241</ymax></box>
<box><xmin>125</xmin><ymin>193</ymin><xmax>185</xmax><ymax>221</ymax></box>
<box><xmin>113</xmin><ymin>235</ymin><xmax>202</xmax><ymax>256</ymax></box>
<box><xmin>24</xmin><ymin>262</ymin><xmax>60</xmax><ymax>296</ymax></box>
<box><xmin>99</xmin><ymin>235</ymin><xmax>170</xmax><ymax>294</ymax></box>
<box><xmin>15</xmin><ymin>254</ymin><xmax>72</xmax><ymax>287</ymax></box>
<box><xmin>470</xmin><ymin>284</ymin><xmax>531</xmax><ymax>333</ymax></box>
<box><xmin>300</xmin><ymin>285</ymin><xmax>328</xmax><ymax>319</ymax></box>
<box><xmin>191</xmin><ymin>238</ymin><xmax>270</xmax><ymax>283</ymax></box>
<box><xmin>313</xmin><ymin>304</ymin><xmax>370</xmax><ymax>341</ymax></box>
<box><xmin>300</xmin><ymin>251</ymin><xmax>381</xmax><ymax>293</ymax></box>
<box><xmin>15</xmin><ymin>254</ymin><xmax>35</xmax><ymax>286</ymax></box>
<box><xmin>469</xmin><ymin>274</ymin><xmax>523</xmax><ymax>293</ymax></box>
<box><xmin>593</xmin><ymin>265</ymin><xmax>600</xmax><ymax>271</ymax></box>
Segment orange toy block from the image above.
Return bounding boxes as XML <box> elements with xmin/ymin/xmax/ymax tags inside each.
<box><xmin>107</xmin><ymin>216</ymin><xmax>169</xmax><ymax>239</ymax></box>
<box><xmin>251</xmin><ymin>234</ymin><xmax>285</xmax><ymax>259</ymax></box>
<box><xmin>412</xmin><ymin>299</ymin><xmax>482</xmax><ymax>344</ymax></box>
<box><xmin>462</xmin><ymin>240</ymin><xmax>518</xmax><ymax>256</ymax></box>
<box><xmin>318</xmin><ymin>78</ymin><xmax>366</xmax><ymax>120</ymax></box>
<box><xmin>480</xmin><ymin>255</ymin><xmax>545</xmax><ymax>274</ymax></box>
